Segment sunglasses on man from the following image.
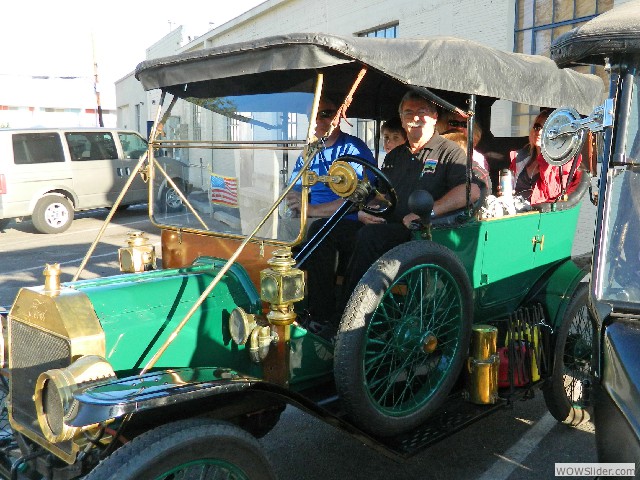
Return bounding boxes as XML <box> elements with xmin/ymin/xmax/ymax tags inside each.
<box><xmin>448</xmin><ymin>120</ymin><xmax>467</xmax><ymax>128</ymax></box>
<box><xmin>317</xmin><ymin>109</ymin><xmax>337</xmax><ymax>119</ymax></box>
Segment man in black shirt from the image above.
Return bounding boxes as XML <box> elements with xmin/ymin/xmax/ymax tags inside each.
<box><xmin>340</xmin><ymin>91</ymin><xmax>481</xmax><ymax>307</ymax></box>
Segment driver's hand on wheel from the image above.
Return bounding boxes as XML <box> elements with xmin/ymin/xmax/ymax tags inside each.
<box><xmin>358</xmin><ymin>211</ymin><xmax>386</xmax><ymax>225</ymax></box>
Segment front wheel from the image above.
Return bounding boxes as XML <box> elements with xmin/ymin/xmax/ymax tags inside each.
<box><xmin>334</xmin><ymin>241</ymin><xmax>473</xmax><ymax>437</ymax></box>
<box><xmin>31</xmin><ymin>195</ymin><xmax>74</xmax><ymax>234</ymax></box>
<box><xmin>543</xmin><ymin>282</ymin><xmax>595</xmax><ymax>425</ymax></box>
<box><xmin>85</xmin><ymin>418</ymin><xmax>276</xmax><ymax>480</ymax></box>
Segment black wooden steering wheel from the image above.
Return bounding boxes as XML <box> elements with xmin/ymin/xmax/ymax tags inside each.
<box><xmin>333</xmin><ymin>155</ymin><xmax>397</xmax><ymax>215</ymax></box>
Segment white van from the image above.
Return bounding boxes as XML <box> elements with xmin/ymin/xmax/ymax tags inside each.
<box><xmin>0</xmin><ymin>128</ymin><xmax>188</xmax><ymax>233</ymax></box>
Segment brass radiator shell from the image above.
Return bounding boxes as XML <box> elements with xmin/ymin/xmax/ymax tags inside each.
<box><xmin>8</xmin><ymin>286</ymin><xmax>105</xmax><ymax>463</ymax></box>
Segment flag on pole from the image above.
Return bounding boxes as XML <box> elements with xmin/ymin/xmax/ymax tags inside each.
<box><xmin>210</xmin><ymin>173</ymin><xmax>238</xmax><ymax>207</ymax></box>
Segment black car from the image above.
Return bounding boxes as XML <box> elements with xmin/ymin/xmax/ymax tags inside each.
<box><xmin>547</xmin><ymin>0</ymin><xmax>640</xmax><ymax>469</ymax></box>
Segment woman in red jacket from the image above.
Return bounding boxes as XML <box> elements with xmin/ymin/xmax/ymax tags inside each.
<box><xmin>510</xmin><ymin>110</ymin><xmax>582</xmax><ymax>205</ymax></box>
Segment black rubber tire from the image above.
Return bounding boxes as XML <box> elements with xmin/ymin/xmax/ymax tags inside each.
<box><xmin>543</xmin><ymin>282</ymin><xmax>595</xmax><ymax>426</ymax></box>
<box><xmin>84</xmin><ymin>418</ymin><xmax>276</xmax><ymax>480</ymax></box>
<box><xmin>334</xmin><ymin>240</ymin><xmax>473</xmax><ymax>437</ymax></box>
<box><xmin>160</xmin><ymin>179</ymin><xmax>186</xmax><ymax>213</ymax></box>
<box><xmin>31</xmin><ymin>195</ymin><xmax>74</xmax><ymax>234</ymax></box>
<box><xmin>0</xmin><ymin>219</ymin><xmax>10</xmax><ymax>231</ymax></box>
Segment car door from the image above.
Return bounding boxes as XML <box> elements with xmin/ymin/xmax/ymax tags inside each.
<box><xmin>66</xmin><ymin>131</ymin><xmax>122</xmax><ymax>208</ymax></box>
<box><xmin>117</xmin><ymin>131</ymin><xmax>149</xmax><ymax>203</ymax></box>
<box><xmin>476</xmin><ymin>211</ymin><xmax>543</xmax><ymax>309</ymax></box>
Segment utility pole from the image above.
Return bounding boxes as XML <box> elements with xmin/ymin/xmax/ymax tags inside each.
<box><xmin>91</xmin><ymin>34</ymin><xmax>104</xmax><ymax>127</ymax></box>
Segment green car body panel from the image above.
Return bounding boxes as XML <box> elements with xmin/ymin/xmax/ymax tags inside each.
<box><xmin>69</xmin><ymin>257</ymin><xmax>334</xmax><ymax>389</ymax></box>
<box><xmin>63</xmin><ymin>203</ymin><xmax>582</xmax><ymax>391</ymax></box>
<box><xmin>429</xmin><ymin>205</ymin><xmax>582</xmax><ymax>322</ymax></box>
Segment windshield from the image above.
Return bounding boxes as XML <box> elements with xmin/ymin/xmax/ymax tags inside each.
<box><xmin>150</xmin><ymin>91</ymin><xmax>315</xmax><ymax>244</ymax></box>
<box><xmin>595</xmin><ymin>74</ymin><xmax>640</xmax><ymax>307</ymax></box>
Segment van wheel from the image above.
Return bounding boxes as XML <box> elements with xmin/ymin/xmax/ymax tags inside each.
<box><xmin>32</xmin><ymin>195</ymin><xmax>74</xmax><ymax>234</ymax></box>
<box><xmin>334</xmin><ymin>241</ymin><xmax>473</xmax><ymax>437</ymax></box>
<box><xmin>160</xmin><ymin>179</ymin><xmax>186</xmax><ymax>213</ymax></box>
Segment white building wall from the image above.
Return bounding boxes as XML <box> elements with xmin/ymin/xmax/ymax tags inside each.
<box><xmin>116</xmin><ymin>27</ymin><xmax>189</xmax><ymax>137</ymax></box>
<box><xmin>146</xmin><ymin>26</ymin><xmax>186</xmax><ymax>60</ymax></box>
<box><xmin>133</xmin><ymin>0</ymin><xmax>516</xmax><ymax>139</ymax></box>
<box><xmin>195</xmin><ymin>0</ymin><xmax>512</xmax><ymax>52</ymax></box>
<box><xmin>118</xmin><ymin>0</ymin><xmax>624</xmax><ymax>137</ymax></box>
<box><xmin>174</xmin><ymin>0</ymin><xmax>515</xmax><ymax>135</ymax></box>
<box><xmin>116</xmin><ymin>74</ymin><xmax>145</xmax><ymax>132</ymax></box>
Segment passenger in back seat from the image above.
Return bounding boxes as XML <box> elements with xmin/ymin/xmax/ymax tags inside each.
<box><xmin>437</xmin><ymin>111</ymin><xmax>488</xmax><ymax>172</ymax></box>
<box><xmin>510</xmin><ymin>110</ymin><xmax>582</xmax><ymax>205</ymax></box>
<box><xmin>442</xmin><ymin>131</ymin><xmax>491</xmax><ymax>191</ymax></box>
<box><xmin>381</xmin><ymin>116</ymin><xmax>407</xmax><ymax>154</ymax></box>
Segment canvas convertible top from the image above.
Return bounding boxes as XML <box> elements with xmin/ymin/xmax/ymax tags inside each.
<box><xmin>135</xmin><ymin>33</ymin><xmax>604</xmax><ymax>117</ymax></box>
<box><xmin>551</xmin><ymin>1</ymin><xmax>640</xmax><ymax>67</ymax></box>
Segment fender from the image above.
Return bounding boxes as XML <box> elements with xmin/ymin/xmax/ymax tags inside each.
<box><xmin>522</xmin><ymin>252</ymin><xmax>591</xmax><ymax>329</ymax></box>
<box><xmin>66</xmin><ymin>366</ymin><xmax>396</xmax><ymax>456</ymax></box>
<box><xmin>68</xmin><ymin>366</ymin><xmax>336</xmax><ymax>431</ymax></box>
<box><xmin>66</xmin><ymin>364</ymin><xmax>533</xmax><ymax>461</ymax></box>
<box><xmin>29</xmin><ymin>187</ymin><xmax>78</xmax><ymax>213</ymax></box>
<box><xmin>67</xmin><ymin>367</ymin><xmax>262</xmax><ymax>428</ymax></box>
<box><xmin>595</xmin><ymin>321</ymin><xmax>640</xmax><ymax>464</ymax></box>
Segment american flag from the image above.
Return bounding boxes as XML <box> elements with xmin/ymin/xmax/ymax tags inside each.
<box><xmin>210</xmin><ymin>173</ymin><xmax>238</xmax><ymax>207</ymax></box>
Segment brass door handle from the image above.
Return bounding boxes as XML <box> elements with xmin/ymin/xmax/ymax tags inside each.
<box><xmin>532</xmin><ymin>234</ymin><xmax>545</xmax><ymax>251</ymax></box>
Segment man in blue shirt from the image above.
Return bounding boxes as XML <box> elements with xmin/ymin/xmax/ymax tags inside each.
<box><xmin>285</xmin><ymin>97</ymin><xmax>381</xmax><ymax>338</ymax></box>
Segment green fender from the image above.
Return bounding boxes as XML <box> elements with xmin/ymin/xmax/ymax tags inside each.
<box><xmin>533</xmin><ymin>253</ymin><xmax>591</xmax><ymax>330</ymax></box>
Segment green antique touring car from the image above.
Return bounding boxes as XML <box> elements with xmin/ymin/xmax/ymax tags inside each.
<box><xmin>0</xmin><ymin>33</ymin><xmax>604</xmax><ymax>479</ymax></box>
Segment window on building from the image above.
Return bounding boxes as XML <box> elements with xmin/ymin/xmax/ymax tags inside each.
<box><xmin>227</xmin><ymin>116</ymin><xmax>240</xmax><ymax>141</ymax></box>
<box><xmin>287</xmin><ymin>112</ymin><xmax>298</xmax><ymax>141</ymax></box>
<box><xmin>192</xmin><ymin>104</ymin><xmax>202</xmax><ymax>140</ymax></box>
<box><xmin>135</xmin><ymin>104</ymin><xmax>142</xmax><ymax>133</ymax></box>
<box><xmin>357</xmin><ymin>23</ymin><xmax>399</xmax><ymax>38</ymax></box>
<box><xmin>513</xmin><ymin>0</ymin><xmax>613</xmax><ymax>134</ymax></box>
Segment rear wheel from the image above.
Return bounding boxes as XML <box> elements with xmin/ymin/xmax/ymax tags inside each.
<box><xmin>334</xmin><ymin>241</ymin><xmax>473</xmax><ymax>436</ymax></box>
<box><xmin>160</xmin><ymin>179</ymin><xmax>186</xmax><ymax>213</ymax></box>
<box><xmin>0</xmin><ymin>219</ymin><xmax>10</xmax><ymax>231</ymax></box>
<box><xmin>31</xmin><ymin>195</ymin><xmax>73</xmax><ymax>234</ymax></box>
<box><xmin>85</xmin><ymin>418</ymin><xmax>275</xmax><ymax>480</ymax></box>
<box><xmin>543</xmin><ymin>282</ymin><xmax>595</xmax><ymax>425</ymax></box>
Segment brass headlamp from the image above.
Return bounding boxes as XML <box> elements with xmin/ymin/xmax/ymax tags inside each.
<box><xmin>260</xmin><ymin>248</ymin><xmax>305</xmax><ymax>324</ymax></box>
<box><xmin>229</xmin><ymin>248</ymin><xmax>304</xmax><ymax>365</ymax></box>
<box><xmin>119</xmin><ymin>231</ymin><xmax>156</xmax><ymax>273</ymax></box>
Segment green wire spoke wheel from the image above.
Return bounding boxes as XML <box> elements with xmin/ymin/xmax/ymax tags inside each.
<box><xmin>84</xmin><ymin>418</ymin><xmax>276</xmax><ymax>480</ymax></box>
<box><xmin>335</xmin><ymin>241</ymin><xmax>473</xmax><ymax>437</ymax></box>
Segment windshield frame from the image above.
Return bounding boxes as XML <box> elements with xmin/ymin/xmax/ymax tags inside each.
<box><xmin>592</xmin><ymin>65</ymin><xmax>640</xmax><ymax>314</ymax></box>
<box><xmin>145</xmin><ymin>75</ymin><xmax>325</xmax><ymax>247</ymax></box>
